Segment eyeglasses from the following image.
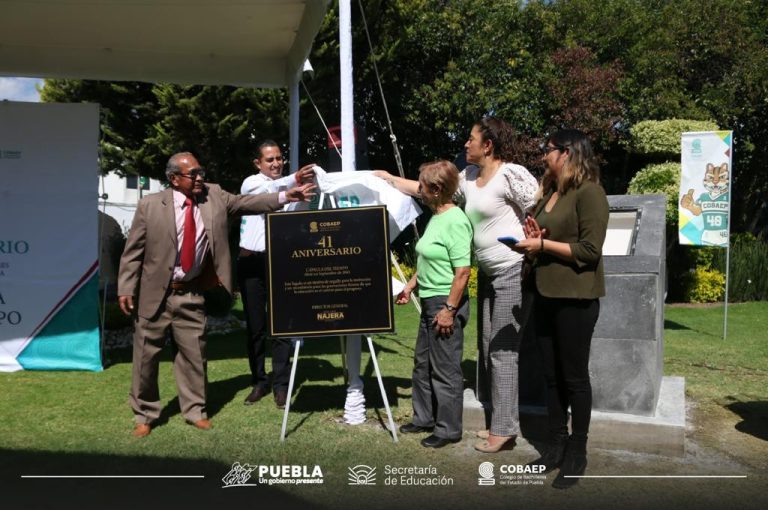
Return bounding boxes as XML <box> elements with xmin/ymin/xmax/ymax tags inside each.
<box><xmin>541</xmin><ymin>145</ymin><xmax>565</xmax><ymax>155</ymax></box>
<box><xmin>176</xmin><ymin>168</ymin><xmax>205</xmax><ymax>179</ymax></box>
<box><xmin>261</xmin><ymin>155</ymin><xmax>284</xmax><ymax>163</ymax></box>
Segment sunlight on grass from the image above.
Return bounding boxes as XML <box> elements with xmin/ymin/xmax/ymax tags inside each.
<box><xmin>1</xmin><ymin>300</ymin><xmax>766</xmax><ymax>508</ymax></box>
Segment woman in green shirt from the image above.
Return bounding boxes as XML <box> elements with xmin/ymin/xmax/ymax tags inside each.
<box><xmin>510</xmin><ymin>129</ymin><xmax>608</xmax><ymax>488</ymax></box>
<box><xmin>396</xmin><ymin>160</ymin><xmax>473</xmax><ymax>448</ymax></box>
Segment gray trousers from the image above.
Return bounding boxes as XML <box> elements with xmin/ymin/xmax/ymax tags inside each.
<box><xmin>129</xmin><ymin>290</ymin><xmax>208</xmax><ymax>424</ymax></box>
<box><xmin>411</xmin><ymin>295</ymin><xmax>469</xmax><ymax>440</ymax></box>
<box><xmin>476</xmin><ymin>265</ymin><xmax>532</xmax><ymax>436</ymax></box>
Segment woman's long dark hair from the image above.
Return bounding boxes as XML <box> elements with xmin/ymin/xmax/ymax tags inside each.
<box><xmin>475</xmin><ymin>116</ymin><xmax>523</xmax><ymax>163</ymax></box>
<box><xmin>540</xmin><ymin>129</ymin><xmax>600</xmax><ymax>195</ymax></box>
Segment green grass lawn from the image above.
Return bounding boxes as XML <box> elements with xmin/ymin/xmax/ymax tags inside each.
<box><xmin>664</xmin><ymin>302</ymin><xmax>768</xmax><ymax>404</ymax></box>
<box><xmin>1</xmin><ymin>300</ymin><xmax>766</xmax><ymax>508</ymax></box>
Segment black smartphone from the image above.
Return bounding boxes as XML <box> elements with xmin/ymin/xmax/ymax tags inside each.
<box><xmin>497</xmin><ymin>236</ymin><xmax>519</xmax><ymax>246</ymax></box>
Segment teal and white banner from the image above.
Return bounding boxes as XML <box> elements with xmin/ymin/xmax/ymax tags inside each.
<box><xmin>679</xmin><ymin>131</ymin><xmax>733</xmax><ymax>247</ymax></box>
<box><xmin>0</xmin><ymin>101</ymin><xmax>101</xmax><ymax>372</ymax></box>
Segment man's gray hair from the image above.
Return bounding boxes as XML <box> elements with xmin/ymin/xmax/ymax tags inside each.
<box><xmin>165</xmin><ymin>152</ymin><xmax>195</xmax><ymax>180</ymax></box>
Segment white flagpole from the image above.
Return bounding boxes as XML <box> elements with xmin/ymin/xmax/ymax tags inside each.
<box><xmin>289</xmin><ymin>75</ymin><xmax>300</xmax><ymax>173</ymax></box>
<box><xmin>723</xmin><ymin>131</ymin><xmax>734</xmax><ymax>340</ymax></box>
<box><xmin>339</xmin><ymin>0</ymin><xmax>356</xmax><ymax>173</ymax></box>
<box><xmin>339</xmin><ymin>0</ymin><xmax>365</xmax><ymax>424</ymax></box>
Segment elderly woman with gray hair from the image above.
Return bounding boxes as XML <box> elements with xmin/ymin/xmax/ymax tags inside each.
<box><xmin>395</xmin><ymin>160</ymin><xmax>472</xmax><ymax>449</ymax></box>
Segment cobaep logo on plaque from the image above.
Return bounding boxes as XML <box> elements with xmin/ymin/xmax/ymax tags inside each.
<box><xmin>266</xmin><ymin>206</ymin><xmax>394</xmax><ymax>338</ymax></box>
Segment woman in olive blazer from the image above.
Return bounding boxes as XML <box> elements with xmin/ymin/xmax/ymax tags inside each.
<box><xmin>510</xmin><ymin>129</ymin><xmax>608</xmax><ymax>489</ymax></box>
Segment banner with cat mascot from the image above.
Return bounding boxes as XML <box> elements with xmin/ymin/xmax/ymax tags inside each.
<box><xmin>679</xmin><ymin>131</ymin><xmax>733</xmax><ymax>247</ymax></box>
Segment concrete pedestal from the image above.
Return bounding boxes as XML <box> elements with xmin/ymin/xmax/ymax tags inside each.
<box><xmin>463</xmin><ymin>376</ymin><xmax>686</xmax><ymax>457</ymax></box>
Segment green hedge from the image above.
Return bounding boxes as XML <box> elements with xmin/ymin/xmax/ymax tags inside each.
<box><xmin>626</xmin><ymin>119</ymin><xmax>719</xmax><ymax>156</ymax></box>
<box><xmin>627</xmin><ymin>162</ymin><xmax>681</xmax><ymax>227</ymax></box>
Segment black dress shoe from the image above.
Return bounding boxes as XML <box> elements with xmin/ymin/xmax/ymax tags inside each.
<box><xmin>399</xmin><ymin>422</ymin><xmax>434</xmax><ymax>434</ymax></box>
<box><xmin>274</xmin><ymin>390</ymin><xmax>288</xmax><ymax>409</ymax></box>
<box><xmin>552</xmin><ymin>453</ymin><xmax>587</xmax><ymax>489</ymax></box>
<box><xmin>528</xmin><ymin>433</ymin><xmax>568</xmax><ymax>473</ymax></box>
<box><xmin>244</xmin><ymin>386</ymin><xmax>268</xmax><ymax>405</ymax></box>
<box><xmin>421</xmin><ymin>434</ymin><xmax>460</xmax><ymax>448</ymax></box>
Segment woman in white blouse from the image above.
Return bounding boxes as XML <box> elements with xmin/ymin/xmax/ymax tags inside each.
<box><xmin>375</xmin><ymin>117</ymin><xmax>538</xmax><ymax>453</ymax></box>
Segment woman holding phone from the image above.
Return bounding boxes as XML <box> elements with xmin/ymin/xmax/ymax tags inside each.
<box><xmin>509</xmin><ymin>129</ymin><xmax>608</xmax><ymax>488</ymax></box>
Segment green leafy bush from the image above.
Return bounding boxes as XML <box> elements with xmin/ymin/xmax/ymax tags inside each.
<box><xmin>713</xmin><ymin>234</ymin><xmax>768</xmax><ymax>301</ymax></box>
<box><xmin>627</xmin><ymin>162</ymin><xmax>681</xmax><ymax>226</ymax></box>
<box><xmin>626</xmin><ymin>119</ymin><xmax>719</xmax><ymax>156</ymax></box>
<box><xmin>467</xmin><ymin>267</ymin><xmax>478</xmax><ymax>298</ymax></box>
<box><xmin>682</xmin><ymin>266</ymin><xmax>726</xmax><ymax>303</ymax></box>
<box><xmin>393</xmin><ymin>260</ymin><xmax>415</xmax><ymax>284</ymax></box>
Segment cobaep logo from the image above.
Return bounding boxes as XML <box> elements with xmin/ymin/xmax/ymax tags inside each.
<box><xmin>348</xmin><ymin>465</ymin><xmax>376</xmax><ymax>485</ymax></box>
<box><xmin>478</xmin><ymin>462</ymin><xmax>495</xmax><ymax>486</ymax></box>
<box><xmin>692</xmin><ymin>139</ymin><xmax>702</xmax><ymax>155</ymax></box>
<box><xmin>221</xmin><ymin>462</ymin><xmax>324</xmax><ymax>487</ymax></box>
<box><xmin>309</xmin><ymin>220</ymin><xmax>342</xmax><ymax>233</ymax></box>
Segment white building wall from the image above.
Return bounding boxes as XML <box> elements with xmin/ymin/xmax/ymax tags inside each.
<box><xmin>97</xmin><ymin>172</ymin><xmax>163</xmax><ymax>233</ymax></box>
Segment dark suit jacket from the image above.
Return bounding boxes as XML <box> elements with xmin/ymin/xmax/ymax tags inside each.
<box><xmin>118</xmin><ymin>184</ymin><xmax>280</xmax><ymax>319</ymax></box>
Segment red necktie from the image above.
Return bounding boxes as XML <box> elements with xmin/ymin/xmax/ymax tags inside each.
<box><xmin>180</xmin><ymin>197</ymin><xmax>196</xmax><ymax>272</ymax></box>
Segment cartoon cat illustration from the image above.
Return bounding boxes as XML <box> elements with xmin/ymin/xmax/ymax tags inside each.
<box><xmin>680</xmin><ymin>162</ymin><xmax>729</xmax><ymax>245</ymax></box>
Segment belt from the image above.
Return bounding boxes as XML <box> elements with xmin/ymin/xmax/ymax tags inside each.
<box><xmin>170</xmin><ymin>279</ymin><xmax>202</xmax><ymax>294</ymax></box>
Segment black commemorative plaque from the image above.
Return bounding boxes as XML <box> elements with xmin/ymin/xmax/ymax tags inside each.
<box><xmin>266</xmin><ymin>206</ymin><xmax>394</xmax><ymax>337</ymax></box>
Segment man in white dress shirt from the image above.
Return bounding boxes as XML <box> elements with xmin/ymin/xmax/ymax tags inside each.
<box><xmin>238</xmin><ymin>140</ymin><xmax>315</xmax><ymax>408</ymax></box>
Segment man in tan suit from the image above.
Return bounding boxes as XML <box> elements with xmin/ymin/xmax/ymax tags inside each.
<box><xmin>118</xmin><ymin>152</ymin><xmax>314</xmax><ymax>437</ymax></box>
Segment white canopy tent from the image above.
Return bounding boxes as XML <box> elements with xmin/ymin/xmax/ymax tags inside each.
<box><xmin>1</xmin><ymin>0</ymin><xmax>391</xmax><ymax>430</ymax></box>
<box><xmin>0</xmin><ymin>0</ymin><xmax>331</xmax><ymax>170</ymax></box>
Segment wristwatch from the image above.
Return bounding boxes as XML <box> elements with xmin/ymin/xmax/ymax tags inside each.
<box><xmin>443</xmin><ymin>303</ymin><xmax>457</xmax><ymax>312</ymax></box>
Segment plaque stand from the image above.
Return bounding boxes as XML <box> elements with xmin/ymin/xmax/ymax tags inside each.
<box><xmin>279</xmin><ymin>335</ymin><xmax>399</xmax><ymax>443</ymax></box>
<box><xmin>278</xmin><ymin>192</ymin><xmax>398</xmax><ymax>442</ymax></box>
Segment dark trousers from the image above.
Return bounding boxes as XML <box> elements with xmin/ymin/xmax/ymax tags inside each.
<box><xmin>411</xmin><ymin>295</ymin><xmax>469</xmax><ymax>441</ymax></box>
<box><xmin>535</xmin><ymin>293</ymin><xmax>599</xmax><ymax>447</ymax></box>
<box><xmin>237</xmin><ymin>252</ymin><xmax>291</xmax><ymax>392</ymax></box>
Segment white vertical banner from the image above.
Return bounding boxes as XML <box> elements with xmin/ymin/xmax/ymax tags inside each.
<box><xmin>679</xmin><ymin>131</ymin><xmax>733</xmax><ymax>246</ymax></box>
<box><xmin>0</xmin><ymin>101</ymin><xmax>101</xmax><ymax>371</ymax></box>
